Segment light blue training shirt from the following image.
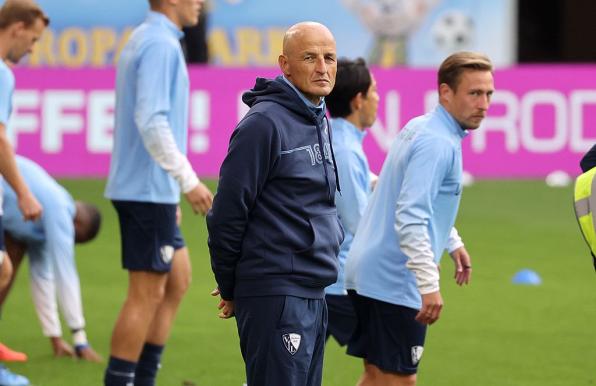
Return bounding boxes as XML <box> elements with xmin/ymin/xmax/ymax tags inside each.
<box><xmin>0</xmin><ymin>60</ymin><xmax>14</xmax><ymax>126</ymax></box>
<box><xmin>344</xmin><ymin>105</ymin><xmax>467</xmax><ymax>310</ymax></box>
<box><xmin>0</xmin><ymin>59</ymin><xmax>15</xmax><ymax>213</ymax></box>
<box><xmin>2</xmin><ymin>156</ymin><xmax>85</xmax><ymax>332</ymax></box>
<box><xmin>105</xmin><ymin>11</ymin><xmax>189</xmax><ymax>204</ymax></box>
<box><xmin>326</xmin><ymin>118</ymin><xmax>371</xmax><ymax>295</ymax></box>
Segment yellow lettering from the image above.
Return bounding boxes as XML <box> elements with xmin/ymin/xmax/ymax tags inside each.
<box><xmin>265</xmin><ymin>28</ymin><xmax>285</xmax><ymax>65</ymax></box>
<box><xmin>28</xmin><ymin>28</ymin><xmax>56</xmax><ymax>66</ymax></box>
<box><xmin>208</xmin><ymin>28</ymin><xmax>235</xmax><ymax>65</ymax></box>
<box><xmin>235</xmin><ymin>28</ymin><xmax>264</xmax><ymax>65</ymax></box>
<box><xmin>90</xmin><ymin>28</ymin><xmax>116</xmax><ymax>67</ymax></box>
<box><xmin>59</xmin><ymin>27</ymin><xmax>88</xmax><ymax>67</ymax></box>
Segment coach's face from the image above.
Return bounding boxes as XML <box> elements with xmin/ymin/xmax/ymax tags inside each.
<box><xmin>176</xmin><ymin>0</ymin><xmax>204</xmax><ymax>28</ymax></box>
<box><xmin>7</xmin><ymin>18</ymin><xmax>45</xmax><ymax>64</ymax></box>
<box><xmin>279</xmin><ymin>23</ymin><xmax>337</xmax><ymax>105</ymax></box>
<box><xmin>440</xmin><ymin>69</ymin><xmax>494</xmax><ymax>130</ymax></box>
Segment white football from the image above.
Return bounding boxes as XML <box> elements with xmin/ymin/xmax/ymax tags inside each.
<box><xmin>431</xmin><ymin>10</ymin><xmax>475</xmax><ymax>53</ymax></box>
<box><xmin>545</xmin><ymin>170</ymin><xmax>571</xmax><ymax>187</ymax></box>
<box><xmin>462</xmin><ymin>170</ymin><xmax>474</xmax><ymax>187</ymax></box>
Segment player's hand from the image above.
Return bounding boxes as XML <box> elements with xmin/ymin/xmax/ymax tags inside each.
<box><xmin>18</xmin><ymin>191</ymin><xmax>42</xmax><ymax>221</ymax></box>
<box><xmin>449</xmin><ymin>246</ymin><xmax>472</xmax><ymax>286</ymax></box>
<box><xmin>76</xmin><ymin>345</ymin><xmax>103</xmax><ymax>363</ymax></box>
<box><xmin>415</xmin><ymin>291</ymin><xmax>443</xmax><ymax>325</ymax></box>
<box><xmin>211</xmin><ymin>287</ymin><xmax>234</xmax><ymax>319</ymax></box>
<box><xmin>184</xmin><ymin>182</ymin><xmax>213</xmax><ymax>215</ymax></box>
<box><xmin>50</xmin><ymin>337</ymin><xmax>75</xmax><ymax>358</ymax></box>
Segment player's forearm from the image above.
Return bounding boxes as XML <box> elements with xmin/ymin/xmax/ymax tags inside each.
<box><xmin>139</xmin><ymin>116</ymin><xmax>199</xmax><ymax>193</ymax></box>
<box><xmin>0</xmin><ymin>130</ymin><xmax>29</xmax><ymax>198</ymax></box>
<box><xmin>400</xmin><ymin>224</ymin><xmax>440</xmax><ymax>294</ymax></box>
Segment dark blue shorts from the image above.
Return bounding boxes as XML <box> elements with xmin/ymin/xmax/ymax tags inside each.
<box><xmin>0</xmin><ymin>216</ymin><xmax>5</xmax><ymax>252</ymax></box>
<box><xmin>234</xmin><ymin>295</ymin><xmax>327</xmax><ymax>386</ymax></box>
<box><xmin>112</xmin><ymin>200</ymin><xmax>185</xmax><ymax>273</ymax></box>
<box><xmin>347</xmin><ymin>290</ymin><xmax>427</xmax><ymax>375</ymax></box>
<box><xmin>325</xmin><ymin>294</ymin><xmax>357</xmax><ymax>346</ymax></box>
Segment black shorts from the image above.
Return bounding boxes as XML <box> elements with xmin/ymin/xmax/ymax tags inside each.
<box><xmin>112</xmin><ymin>200</ymin><xmax>185</xmax><ymax>273</ymax></box>
<box><xmin>347</xmin><ymin>290</ymin><xmax>427</xmax><ymax>375</ymax></box>
<box><xmin>325</xmin><ymin>294</ymin><xmax>357</xmax><ymax>346</ymax></box>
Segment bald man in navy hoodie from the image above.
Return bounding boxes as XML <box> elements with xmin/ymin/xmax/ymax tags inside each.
<box><xmin>207</xmin><ymin>21</ymin><xmax>344</xmax><ymax>386</ymax></box>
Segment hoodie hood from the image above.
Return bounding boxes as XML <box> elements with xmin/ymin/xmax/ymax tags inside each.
<box><xmin>242</xmin><ymin>76</ymin><xmax>326</xmax><ymax>123</ymax></box>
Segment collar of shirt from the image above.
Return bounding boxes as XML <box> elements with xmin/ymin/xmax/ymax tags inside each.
<box><xmin>146</xmin><ymin>10</ymin><xmax>184</xmax><ymax>40</ymax></box>
<box><xmin>331</xmin><ymin>117</ymin><xmax>367</xmax><ymax>143</ymax></box>
<box><xmin>281</xmin><ymin>75</ymin><xmax>326</xmax><ymax>114</ymax></box>
<box><xmin>436</xmin><ymin>104</ymin><xmax>469</xmax><ymax>139</ymax></box>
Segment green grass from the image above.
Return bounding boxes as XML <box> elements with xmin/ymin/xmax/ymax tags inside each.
<box><xmin>2</xmin><ymin>179</ymin><xmax>595</xmax><ymax>386</ymax></box>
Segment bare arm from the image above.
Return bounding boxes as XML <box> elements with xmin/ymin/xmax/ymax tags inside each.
<box><xmin>0</xmin><ymin>124</ymin><xmax>42</xmax><ymax>221</ymax></box>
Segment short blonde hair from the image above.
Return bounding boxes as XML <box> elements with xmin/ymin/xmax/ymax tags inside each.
<box><xmin>0</xmin><ymin>0</ymin><xmax>49</xmax><ymax>30</ymax></box>
<box><xmin>438</xmin><ymin>51</ymin><xmax>492</xmax><ymax>91</ymax></box>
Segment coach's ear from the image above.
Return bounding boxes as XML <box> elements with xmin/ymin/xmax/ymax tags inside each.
<box><xmin>279</xmin><ymin>54</ymin><xmax>290</xmax><ymax>77</ymax></box>
<box><xmin>439</xmin><ymin>83</ymin><xmax>454</xmax><ymax>105</ymax></box>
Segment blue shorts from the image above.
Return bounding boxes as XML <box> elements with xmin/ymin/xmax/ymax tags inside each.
<box><xmin>0</xmin><ymin>216</ymin><xmax>4</xmax><ymax>252</ymax></box>
<box><xmin>325</xmin><ymin>294</ymin><xmax>357</xmax><ymax>346</ymax></box>
<box><xmin>112</xmin><ymin>200</ymin><xmax>185</xmax><ymax>273</ymax></box>
<box><xmin>347</xmin><ymin>290</ymin><xmax>427</xmax><ymax>375</ymax></box>
<box><xmin>235</xmin><ymin>295</ymin><xmax>327</xmax><ymax>386</ymax></box>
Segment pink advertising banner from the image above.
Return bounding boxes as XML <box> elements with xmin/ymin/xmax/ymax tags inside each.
<box><xmin>10</xmin><ymin>66</ymin><xmax>596</xmax><ymax>178</ymax></box>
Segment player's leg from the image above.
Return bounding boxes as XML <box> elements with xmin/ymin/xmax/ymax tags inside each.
<box><xmin>104</xmin><ymin>201</ymin><xmax>176</xmax><ymax>386</ymax></box>
<box><xmin>135</xmin><ymin>242</ymin><xmax>191</xmax><ymax>386</ymax></box>
<box><xmin>0</xmin><ymin>233</ymin><xmax>26</xmax><ymax>306</ymax></box>
<box><xmin>0</xmin><ymin>228</ymin><xmax>28</xmax><ymax>363</ymax></box>
<box><xmin>358</xmin><ymin>296</ymin><xmax>425</xmax><ymax>386</ymax></box>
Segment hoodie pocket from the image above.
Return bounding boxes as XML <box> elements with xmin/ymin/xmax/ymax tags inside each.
<box><xmin>291</xmin><ymin>213</ymin><xmax>344</xmax><ymax>285</ymax></box>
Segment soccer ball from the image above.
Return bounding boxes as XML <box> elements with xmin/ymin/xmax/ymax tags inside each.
<box><xmin>431</xmin><ymin>10</ymin><xmax>475</xmax><ymax>52</ymax></box>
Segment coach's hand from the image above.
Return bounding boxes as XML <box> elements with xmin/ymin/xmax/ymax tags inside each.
<box><xmin>449</xmin><ymin>246</ymin><xmax>472</xmax><ymax>286</ymax></box>
<box><xmin>185</xmin><ymin>182</ymin><xmax>213</xmax><ymax>215</ymax></box>
<box><xmin>211</xmin><ymin>288</ymin><xmax>234</xmax><ymax>319</ymax></box>
<box><xmin>415</xmin><ymin>291</ymin><xmax>443</xmax><ymax>325</ymax></box>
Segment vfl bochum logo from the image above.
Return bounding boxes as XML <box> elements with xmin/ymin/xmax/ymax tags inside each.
<box><xmin>411</xmin><ymin>345</ymin><xmax>424</xmax><ymax>365</ymax></box>
<box><xmin>282</xmin><ymin>333</ymin><xmax>301</xmax><ymax>355</ymax></box>
<box><xmin>160</xmin><ymin>245</ymin><xmax>174</xmax><ymax>264</ymax></box>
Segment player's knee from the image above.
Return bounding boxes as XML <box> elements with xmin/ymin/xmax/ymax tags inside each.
<box><xmin>0</xmin><ymin>257</ymin><xmax>13</xmax><ymax>290</ymax></box>
<box><xmin>167</xmin><ymin>273</ymin><xmax>191</xmax><ymax>302</ymax></box>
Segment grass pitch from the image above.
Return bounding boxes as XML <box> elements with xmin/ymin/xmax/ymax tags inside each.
<box><xmin>1</xmin><ymin>179</ymin><xmax>594</xmax><ymax>386</ymax></box>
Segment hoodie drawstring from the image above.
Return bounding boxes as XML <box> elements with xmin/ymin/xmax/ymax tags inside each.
<box><xmin>314</xmin><ymin>115</ymin><xmax>341</xmax><ymax>203</ymax></box>
<box><xmin>325</xmin><ymin>116</ymin><xmax>341</xmax><ymax>195</ymax></box>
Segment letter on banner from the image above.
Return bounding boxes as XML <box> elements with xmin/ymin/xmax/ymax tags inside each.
<box><xmin>42</xmin><ymin>90</ymin><xmax>84</xmax><ymax>153</ymax></box>
<box><xmin>87</xmin><ymin>90</ymin><xmax>114</xmax><ymax>153</ymax></box>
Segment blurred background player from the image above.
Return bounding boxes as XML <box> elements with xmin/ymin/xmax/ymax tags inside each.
<box><xmin>103</xmin><ymin>0</ymin><xmax>213</xmax><ymax>385</ymax></box>
<box><xmin>0</xmin><ymin>155</ymin><xmax>102</xmax><ymax>363</ymax></box>
<box><xmin>323</xmin><ymin>57</ymin><xmax>378</xmax><ymax>348</ymax></box>
<box><xmin>344</xmin><ymin>51</ymin><xmax>490</xmax><ymax>386</ymax></box>
<box><xmin>0</xmin><ymin>1</ymin><xmax>47</xmax><ymax>385</ymax></box>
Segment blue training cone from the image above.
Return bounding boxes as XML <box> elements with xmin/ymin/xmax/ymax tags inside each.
<box><xmin>512</xmin><ymin>269</ymin><xmax>542</xmax><ymax>285</ymax></box>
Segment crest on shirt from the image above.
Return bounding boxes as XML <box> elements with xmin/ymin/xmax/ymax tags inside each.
<box><xmin>282</xmin><ymin>333</ymin><xmax>301</xmax><ymax>355</ymax></box>
<box><xmin>160</xmin><ymin>245</ymin><xmax>174</xmax><ymax>264</ymax></box>
<box><xmin>411</xmin><ymin>345</ymin><xmax>424</xmax><ymax>365</ymax></box>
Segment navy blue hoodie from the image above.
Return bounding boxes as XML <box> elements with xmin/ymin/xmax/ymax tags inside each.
<box><xmin>207</xmin><ymin>76</ymin><xmax>344</xmax><ymax>301</ymax></box>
